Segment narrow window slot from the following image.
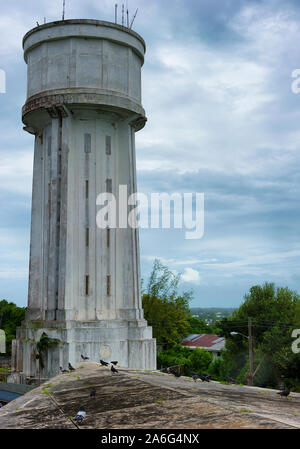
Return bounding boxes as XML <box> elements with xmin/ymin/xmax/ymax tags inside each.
<box><xmin>106</xmin><ymin>135</ymin><xmax>111</xmax><ymax>155</ymax></box>
<box><xmin>107</xmin><ymin>228</ymin><xmax>110</xmax><ymax>248</ymax></box>
<box><xmin>105</xmin><ymin>178</ymin><xmax>112</xmax><ymax>193</ymax></box>
<box><xmin>85</xmin><ymin>275</ymin><xmax>89</xmax><ymax>296</ymax></box>
<box><xmin>107</xmin><ymin>275</ymin><xmax>111</xmax><ymax>296</ymax></box>
<box><xmin>84</xmin><ymin>133</ymin><xmax>91</xmax><ymax>153</ymax></box>
<box><xmin>58</xmin><ymin>154</ymin><xmax>62</xmax><ymax>175</ymax></box>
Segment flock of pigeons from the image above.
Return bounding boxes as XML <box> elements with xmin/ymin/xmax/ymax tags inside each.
<box><xmin>59</xmin><ymin>354</ymin><xmax>120</xmax><ymax>424</ymax></box>
<box><xmin>59</xmin><ymin>357</ymin><xmax>292</xmax><ymax>425</ymax></box>
<box><xmin>167</xmin><ymin>367</ymin><xmax>292</xmax><ymax>400</ymax></box>
<box><xmin>167</xmin><ymin>366</ymin><xmax>212</xmax><ymax>383</ymax></box>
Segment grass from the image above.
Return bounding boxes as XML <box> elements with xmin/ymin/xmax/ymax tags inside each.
<box><xmin>41</xmin><ymin>388</ymin><xmax>51</xmax><ymax>396</ymax></box>
<box><xmin>240</xmin><ymin>408</ymin><xmax>253</xmax><ymax>413</ymax></box>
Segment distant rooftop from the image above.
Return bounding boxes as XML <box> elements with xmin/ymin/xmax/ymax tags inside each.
<box><xmin>181</xmin><ymin>334</ymin><xmax>225</xmax><ymax>351</ymax></box>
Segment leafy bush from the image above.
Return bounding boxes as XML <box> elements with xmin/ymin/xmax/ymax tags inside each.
<box><xmin>0</xmin><ymin>300</ymin><xmax>26</xmax><ymax>354</ymax></box>
<box><xmin>157</xmin><ymin>344</ymin><xmax>213</xmax><ymax>375</ymax></box>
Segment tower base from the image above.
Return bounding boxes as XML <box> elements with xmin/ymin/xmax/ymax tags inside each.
<box><xmin>11</xmin><ymin>319</ymin><xmax>156</xmax><ymax>379</ymax></box>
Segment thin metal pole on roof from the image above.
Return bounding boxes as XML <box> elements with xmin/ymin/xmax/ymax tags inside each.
<box><xmin>129</xmin><ymin>8</ymin><xmax>138</xmax><ymax>29</ymax></box>
<box><xmin>62</xmin><ymin>0</ymin><xmax>66</xmax><ymax>20</ymax></box>
<box><xmin>115</xmin><ymin>4</ymin><xmax>118</xmax><ymax>24</ymax></box>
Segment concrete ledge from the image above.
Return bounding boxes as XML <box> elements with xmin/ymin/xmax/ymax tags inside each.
<box><xmin>22</xmin><ymin>89</ymin><xmax>146</xmax><ymax>132</ymax></box>
<box><xmin>1</xmin><ymin>363</ymin><xmax>300</xmax><ymax>429</ymax></box>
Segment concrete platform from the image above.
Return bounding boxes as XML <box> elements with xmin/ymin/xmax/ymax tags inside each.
<box><xmin>0</xmin><ymin>362</ymin><xmax>299</xmax><ymax>429</ymax></box>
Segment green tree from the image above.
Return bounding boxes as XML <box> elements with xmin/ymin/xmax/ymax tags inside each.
<box><xmin>189</xmin><ymin>347</ymin><xmax>213</xmax><ymax>373</ymax></box>
<box><xmin>218</xmin><ymin>283</ymin><xmax>300</xmax><ymax>389</ymax></box>
<box><xmin>142</xmin><ymin>259</ymin><xmax>193</xmax><ymax>349</ymax></box>
<box><xmin>0</xmin><ymin>299</ymin><xmax>26</xmax><ymax>354</ymax></box>
<box><xmin>157</xmin><ymin>344</ymin><xmax>213</xmax><ymax>375</ymax></box>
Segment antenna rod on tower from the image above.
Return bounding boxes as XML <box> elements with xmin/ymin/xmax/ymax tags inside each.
<box><xmin>62</xmin><ymin>0</ymin><xmax>66</xmax><ymax>20</ymax></box>
<box><xmin>126</xmin><ymin>8</ymin><xmax>129</xmax><ymax>28</ymax></box>
<box><xmin>129</xmin><ymin>8</ymin><xmax>138</xmax><ymax>29</ymax></box>
<box><xmin>115</xmin><ymin>4</ymin><xmax>118</xmax><ymax>24</ymax></box>
<box><xmin>122</xmin><ymin>4</ymin><xmax>125</xmax><ymax>26</ymax></box>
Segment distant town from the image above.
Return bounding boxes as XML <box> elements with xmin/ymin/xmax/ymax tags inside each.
<box><xmin>190</xmin><ymin>307</ymin><xmax>236</xmax><ymax>325</ymax></box>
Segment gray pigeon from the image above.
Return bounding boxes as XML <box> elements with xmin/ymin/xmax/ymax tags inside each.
<box><xmin>74</xmin><ymin>405</ymin><xmax>86</xmax><ymax>424</ymax></box>
<box><xmin>277</xmin><ymin>389</ymin><xmax>290</xmax><ymax>399</ymax></box>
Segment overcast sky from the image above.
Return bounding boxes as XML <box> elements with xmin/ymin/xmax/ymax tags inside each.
<box><xmin>1</xmin><ymin>0</ymin><xmax>300</xmax><ymax>308</ymax></box>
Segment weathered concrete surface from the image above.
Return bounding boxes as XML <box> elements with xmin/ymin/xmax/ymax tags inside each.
<box><xmin>0</xmin><ymin>363</ymin><xmax>299</xmax><ymax>429</ymax></box>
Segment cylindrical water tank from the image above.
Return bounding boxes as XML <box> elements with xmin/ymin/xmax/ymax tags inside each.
<box><xmin>22</xmin><ymin>19</ymin><xmax>146</xmax><ymax>130</ymax></box>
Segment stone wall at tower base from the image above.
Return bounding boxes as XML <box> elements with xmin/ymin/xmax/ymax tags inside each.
<box><xmin>11</xmin><ymin>319</ymin><xmax>156</xmax><ymax>380</ymax></box>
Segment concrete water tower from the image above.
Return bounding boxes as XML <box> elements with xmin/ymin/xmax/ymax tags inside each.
<box><xmin>12</xmin><ymin>19</ymin><xmax>156</xmax><ymax>379</ymax></box>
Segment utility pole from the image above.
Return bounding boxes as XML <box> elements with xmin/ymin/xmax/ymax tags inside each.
<box><xmin>248</xmin><ymin>317</ymin><xmax>254</xmax><ymax>386</ymax></box>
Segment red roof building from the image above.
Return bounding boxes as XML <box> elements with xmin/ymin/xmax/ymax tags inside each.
<box><xmin>181</xmin><ymin>334</ymin><xmax>225</xmax><ymax>358</ymax></box>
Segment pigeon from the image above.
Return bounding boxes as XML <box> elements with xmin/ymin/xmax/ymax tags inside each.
<box><xmin>111</xmin><ymin>361</ymin><xmax>118</xmax><ymax>366</ymax></box>
<box><xmin>100</xmin><ymin>359</ymin><xmax>109</xmax><ymax>366</ymax></box>
<box><xmin>277</xmin><ymin>388</ymin><xmax>290</xmax><ymax>399</ymax></box>
<box><xmin>68</xmin><ymin>362</ymin><xmax>75</xmax><ymax>371</ymax></box>
<box><xmin>90</xmin><ymin>387</ymin><xmax>96</xmax><ymax>399</ymax></box>
<box><xmin>111</xmin><ymin>364</ymin><xmax>118</xmax><ymax>374</ymax></box>
<box><xmin>191</xmin><ymin>373</ymin><xmax>198</xmax><ymax>382</ymax></box>
<box><xmin>198</xmin><ymin>374</ymin><xmax>210</xmax><ymax>382</ymax></box>
<box><xmin>226</xmin><ymin>376</ymin><xmax>236</xmax><ymax>384</ymax></box>
<box><xmin>167</xmin><ymin>367</ymin><xmax>181</xmax><ymax>377</ymax></box>
<box><xmin>74</xmin><ymin>405</ymin><xmax>86</xmax><ymax>424</ymax></box>
<box><xmin>60</xmin><ymin>366</ymin><xmax>69</xmax><ymax>373</ymax></box>
<box><xmin>81</xmin><ymin>354</ymin><xmax>89</xmax><ymax>361</ymax></box>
